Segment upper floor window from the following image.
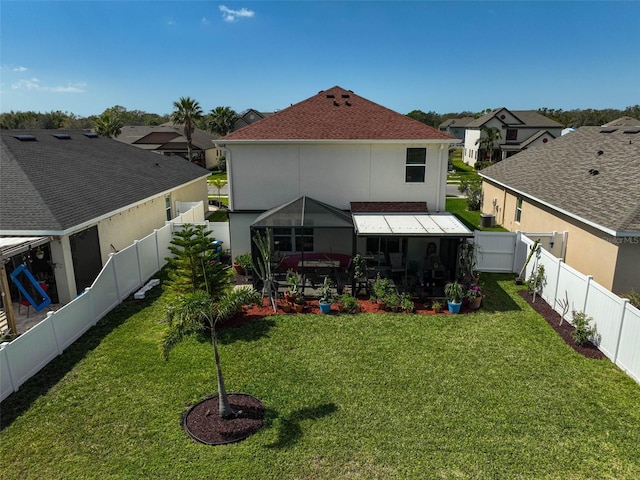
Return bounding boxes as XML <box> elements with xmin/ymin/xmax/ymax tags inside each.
<box><xmin>405</xmin><ymin>148</ymin><xmax>426</xmax><ymax>183</ymax></box>
<box><xmin>165</xmin><ymin>194</ymin><xmax>172</xmax><ymax>221</ymax></box>
<box><xmin>515</xmin><ymin>196</ymin><xmax>523</xmax><ymax>223</ymax></box>
<box><xmin>506</xmin><ymin>129</ymin><xmax>517</xmax><ymax>141</ymax></box>
<box><xmin>273</xmin><ymin>227</ymin><xmax>314</xmax><ymax>253</ymax></box>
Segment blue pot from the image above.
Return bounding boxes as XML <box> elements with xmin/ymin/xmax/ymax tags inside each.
<box><xmin>319</xmin><ymin>301</ymin><xmax>332</xmax><ymax>314</ymax></box>
<box><xmin>447</xmin><ymin>301</ymin><xmax>462</xmax><ymax>314</ymax></box>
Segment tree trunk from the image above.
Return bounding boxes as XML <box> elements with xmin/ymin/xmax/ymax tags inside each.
<box><xmin>211</xmin><ymin>329</ymin><xmax>233</xmax><ymax>418</ymax></box>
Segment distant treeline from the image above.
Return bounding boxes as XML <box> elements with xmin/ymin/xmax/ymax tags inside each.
<box><xmin>2</xmin><ymin>104</ymin><xmax>639</xmax><ymax>130</ymax></box>
<box><xmin>408</xmin><ymin>106</ymin><xmax>640</xmax><ymax>128</ymax></box>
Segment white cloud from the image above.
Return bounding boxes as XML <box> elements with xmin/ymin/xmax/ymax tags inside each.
<box><xmin>12</xmin><ymin>78</ymin><xmax>86</xmax><ymax>93</ymax></box>
<box><xmin>219</xmin><ymin>5</ymin><xmax>254</xmax><ymax>23</ymax></box>
<box><xmin>202</xmin><ymin>17</ymin><xmax>210</xmax><ymax>25</ymax></box>
<box><xmin>13</xmin><ymin>66</ymin><xmax>28</xmax><ymax>72</ymax></box>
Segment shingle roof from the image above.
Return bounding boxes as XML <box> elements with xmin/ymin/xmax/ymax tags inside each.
<box><xmin>480</xmin><ymin>127</ymin><xmax>640</xmax><ymax>234</ymax></box>
<box><xmin>602</xmin><ymin>116</ymin><xmax>640</xmax><ymax>127</ymax></box>
<box><xmin>438</xmin><ymin>117</ymin><xmax>475</xmax><ymax>128</ymax></box>
<box><xmin>467</xmin><ymin>108</ymin><xmax>563</xmax><ymax>129</ymax></box>
<box><xmin>220</xmin><ymin>86</ymin><xmax>456</xmax><ymax>141</ymax></box>
<box><xmin>116</xmin><ymin>124</ymin><xmax>218</xmax><ymax>150</ymax></box>
<box><xmin>1</xmin><ymin>130</ymin><xmax>209</xmax><ymax>233</ymax></box>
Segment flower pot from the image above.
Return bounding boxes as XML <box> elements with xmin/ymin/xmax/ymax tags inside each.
<box><xmin>376</xmin><ymin>300</ymin><xmax>386</xmax><ymax>311</ymax></box>
<box><xmin>468</xmin><ymin>296</ymin><xmax>483</xmax><ymax>310</ymax></box>
<box><xmin>294</xmin><ymin>302</ymin><xmax>305</xmax><ymax>313</ymax></box>
<box><xmin>447</xmin><ymin>300</ymin><xmax>462</xmax><ymax>314</ymax></box>
<box><xmin>233</xmin><ymin>263</ymin><xmax>244</xmax><ymax>275</ymax></box>
<box><xmin>318</xmin><ymin>301</ymin><xmax>332</xmax><ymax>314</ymax></box>
<box><xmin>281</xmin><ymin>302</ymin><xmax>292</xmax><ymax>313</ymax></box>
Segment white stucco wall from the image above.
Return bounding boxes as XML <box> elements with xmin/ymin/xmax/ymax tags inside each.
<box><xmin>227</xmin><ymin>142</ymin><xmax>449</xmax><ymax>213</ymax></box>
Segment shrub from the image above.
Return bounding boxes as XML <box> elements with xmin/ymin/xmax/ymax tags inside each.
<box><xmin>337</xmin><ymin>293</ymin><xmax>360</xmax><ymax>314</ymax></box>
<box><xmin>571</xmin><ymin>311</ymin><xmax>596</xmax><ymax>346</ymax></box>
<box><xmin>620</xmin><ymin>290</ymin><xmax>640</xmax><ymax>308</ymax></box>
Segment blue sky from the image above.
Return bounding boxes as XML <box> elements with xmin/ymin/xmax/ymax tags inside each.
<box><xmin>1</xmin><ymin>0</ymin><xmax>638</xmax><ymax>117</ymax></box>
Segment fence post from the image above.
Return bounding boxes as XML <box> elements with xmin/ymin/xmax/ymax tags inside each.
<box><xmin>553</xmin><ymin>259</ymin><xmax>563</xmax><ymax>316</ymax></box>
<box><xmin>582</xmin><ymin>275</ymin><xmax>593</xmax><ymax>314</ymax></box>
<box><xmin>153</xmin><ymin>229</ymin><xmax>161</xmax><ymax>270</ymax></box>
<box><xmin>109</xmin><ymin>253</ymin><xmax>122</xmax><ymax>304</ymax></box>
<box><xmin>612</xmin><ymin>299</ymin><xmax>629</xmax><ymax>364</ymax></box>
<box><xmin>1</xmin><ymin>342</ymin><xmax>17</xmax><ymax>396</ymax></box>
<box><xmin>134</xmin><ymin>240</ymin><xmax>144</xmax><ymax>287</ymax></box>
<box><xmin>512</xmin><ymin>231</ymin><xmax>521</xmax><ymax>273</ymax></box>
<box><xmin>47</xmin><ymin>311</ymin><xmax>63</xmax><ymax>355</ymax></box>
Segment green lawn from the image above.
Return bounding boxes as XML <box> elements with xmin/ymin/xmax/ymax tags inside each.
<box><xmin>2</xmin><ymin>274</ymin><xmax>639</xmax><ymax>479</ymax></box>
<box><xmin>446</xmin><ymin>198</ymin><xmax>507</xmax><ymax>232</ymax></box>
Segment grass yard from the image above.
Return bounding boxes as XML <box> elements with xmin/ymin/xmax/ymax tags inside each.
<box><xmin>2</xmin><ymin>274</ymin><xmax>639</xmax><ymax>479</ymax></box>
<box><xmin>446</xmin><ymin>198</ymin><xmax>507</xmax><ymax>232</ymax></box>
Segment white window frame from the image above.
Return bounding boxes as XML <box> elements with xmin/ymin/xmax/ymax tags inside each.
<box><xmin>405</xmin><ymin>147</ymin><xmax>426</xmax><ymax>183</ymax></box>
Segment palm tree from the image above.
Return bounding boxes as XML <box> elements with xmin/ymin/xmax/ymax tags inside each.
<box><xmin>93</xmin><ymin>112</ymin><xmax>123</xmax><ymax>138</ymax></box>
<box><xmin>475</xmin><ymin>126</ymin><xmax>502</xmax><ymax>162</ymax></box>
<box><xmin>171</xmin><ymin>97</ymin><xmax>203</xmax><ymax>162</ymax></box>
<box><xmin>206</xmin><ymin>106</ymin><xmax>238</xmax><ymax>136</ymax></box>
<box><xmin>210</xmin><ymin>178</ymin><xmax>227</xmax><ymax>204</ymax></box>
<box><xmin>163</xmin><ymin>287</ymin><xmax>261</xmax><ymax>418</ymax></box>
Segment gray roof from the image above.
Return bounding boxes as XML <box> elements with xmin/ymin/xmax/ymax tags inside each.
<box><xmin>480</xmin><ymin>126</ymin><xmax>640</xmax><ymax>234</ymax></box>
<box><xmin>602</xmin><ymin>116</ymin><xmax>640</xmax><ymax>127</ymax></box>
<box><xmin>1</xmin><ymin>130</ymin><xmax>209</xmax><ymax>234</ymax></box>
<box><xmin>116</xmin><ymin>124</ymin><xmax>219</xmax><ymax>150</ymax></box>
<box><xmin>438</xmin><ymin>117</ymin><xmax>475</xmax><ymax>128</ymax></box>
<box><xmin>467</xmin><ymin>108</ymin><xmax>563</xmax><ymax>128</ymax></box>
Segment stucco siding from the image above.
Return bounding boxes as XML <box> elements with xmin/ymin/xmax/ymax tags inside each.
<box><xmin>482</xmin><ymin>180</ymin><xmax>622</xmax><ymax>290</ymax></box>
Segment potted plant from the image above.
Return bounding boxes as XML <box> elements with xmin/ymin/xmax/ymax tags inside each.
<box><xmin>431</xmin><ymin>300</ymin><xmax>442</xmax><ymax>313</ymax></box>
<box><xmin>400</xmin><ymin>293</ymin><xmax>415</xmax><ymax>313</ymax></box>
<box><xmin>465</xmin><ymin>283</ymin><xmax>485</xmax><ymax>310</ymax></box>
<box><xmin>336</xmin><ymin>293</ymin><xmax>360</xmax><ymax>314</ymax></box>
<box><xmin>372</xmin><ymin>274</ymin><xmax>392</xmax><ymax>310</ymax></box>
<box><xmin>444</xmin><ymin>281</ymin><xmax>465</xmax><ymax>314</ymax></box>
<box><xmin>284</xmin><ymin>269</ymin><xmax>299</xmax><ymax>303</ymax></box>
<box><xmin>233</xmin><ymin>253</ymin><xmax>253</xmax><ymax>276</ymax></box>
<box><xmin>294</xmin><ymin>294</ymin><xmax>305</xmax><ymax>313</ymax></box>
<box><xmin>383</xmin><ymin>291</ymin><xmax>401</xmax><ymax>312</ymax></box>
<box><xmin>318</xmin><ymin>277</ymin><xmax>333</xmax><ymax>314</ymax></box>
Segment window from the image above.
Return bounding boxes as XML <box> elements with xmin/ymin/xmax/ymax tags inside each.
<box><xmin>165</xmin><ymin>195</ymin><xmax>172</xmax><ymax>221</ymax></box>
<box><xmin>506</xmin><ymin>129</ymin><xmax>517</xmax><ymax>141</ymax></box>
<box><xmin>405</xmin><ymin>148</ymin><xmax>426</xmax><ymax>183</ymax></box>
<box><xmin>515</xmin><ymin>196</ymin><xmax>523</xmax><ymax>223</ymax></box>
<box><xmin>273</xmin><ymin>227</ymin><xmax>314</xmax><ymax>253</ymax></box>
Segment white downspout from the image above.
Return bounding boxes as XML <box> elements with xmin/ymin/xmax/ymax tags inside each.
<box><xmin>216</xmin><ymin>144</ymin><xmax>233</xmax><ymax>211</ymax></box>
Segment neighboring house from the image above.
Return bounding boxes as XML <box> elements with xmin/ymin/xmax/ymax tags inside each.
<box><xmin>480</xmin><ymin>125</ymin><xmax>640</xmax><ymax>294</ymax></box>
<box><xmin>463</xmin><ymin>108</ymin><xmax>563</xmax><ymax>166</ymax></box>
<box><xmin>217</xmin><ymin>86</ymin><xmax>471</xmax><ymax>283</ymax></box>
<box><xmin>114</xmin><ymin>123</ymin><xmax>222</xmax><ymax>169</ymax></box>
<box><xmin>602</xmin><ymin>116</ymin><xmax>640</xmax><ymax>127</ymax></box>
<box><xmin>1</xmin><ymin>130</ymin><xmax>209</xmax><ymax>304</ymax></box>
<box><xmin>438</xmin><ymin>117</ymin><xmax>475</xmax><ymax>142</ymax></box>
<box><xmin>233</xmin><ymin>109</ymin><xmax>273</xmax><ymax>131</ymax></box>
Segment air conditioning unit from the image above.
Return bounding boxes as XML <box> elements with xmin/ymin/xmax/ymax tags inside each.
<box><xmin>480</xmin><ymin>213</ymin><xmax>496</xmax><ymax>228</ymax></box>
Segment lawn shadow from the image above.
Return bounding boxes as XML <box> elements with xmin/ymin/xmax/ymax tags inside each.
<box><xmin>217</xmin><ymin>317</ymin><xmax>276</xmax><ymax>345</ymax></box>
<box><xmin>0</xmin><ymin>290</ymin><xmax>161</xmax><ymax>430</ymax></box>
<box><xmin>478</xmin><ymin>273</ymin><xmax>523</xmax><ymax>313</ymax></box>
<box><xmin>265</xmin><ymin>402</ymin><xmax>338</xmax><ymax>449</ymax></box>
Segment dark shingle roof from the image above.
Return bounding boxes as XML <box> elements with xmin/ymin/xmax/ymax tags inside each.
<box><xmin>467</xmin><ymin>108</ymin><xmax>563</xmax><ymax>128</ymax></box>
<box><xmin>221</xmin><ymin>86</ymin><xmax>456</xmax><ymax>141</ymax></box>
<box><xmin>1</xmin><ymin>130</ymin><xmax>209</xmax><ymax>233</ymax></box>
<box><xmin>438</xmin><ymin>117</ymin><xmax>475</xmax><ymax>128</ymax></box>
<box><xmin>480</xmin><ymin>127</ymin><xmax>640</xmax><ymax>234</ymax></box>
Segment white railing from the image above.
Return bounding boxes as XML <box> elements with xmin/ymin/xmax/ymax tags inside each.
<box><xmin>0</xmin><ymin>204</ymin><xmax>203</xmax><ymax>402</ymax></box>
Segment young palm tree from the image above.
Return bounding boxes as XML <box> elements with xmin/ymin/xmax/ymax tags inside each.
<box><xmin>210</xmin><ymin>178</ymin><xmax>227</xmax><ymax>204</ymax></box>
<box><xmin>475</xmin><ymin>126</ymin><xmax>502</xmax><ymax>162</ymax></box>
<box><xmin>206</xmin><ymin>106</ymin><xmax>238</xmax><ymax>136</ymax></box>
<box><xmin>163</xmin><ymin>287</ymin><xmax>261</xmax><ymax>418</ymax></box>
<box><xmin>93</xmin><ymin>112</ymin><xmax>123</xmax><ymax>138</ymax></box>
<box><xmin>171</xmin><ymin>97</ymin><xmax>203</xmax><ymax>162</ymax></box>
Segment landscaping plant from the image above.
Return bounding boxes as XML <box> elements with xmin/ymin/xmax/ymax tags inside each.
<box><xmin>571</xmin><ymin>310</ymin><xmax>597</xmax><ymax>346</ymax></box>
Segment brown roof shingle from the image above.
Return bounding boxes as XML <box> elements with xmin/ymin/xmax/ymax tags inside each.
<box><xmin>220</xmin><ymin>86</ymin><xmax>456</xmax><ymax>141</ymax></box>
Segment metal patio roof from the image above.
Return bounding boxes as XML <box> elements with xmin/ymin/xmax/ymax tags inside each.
<box><xmin>352</xmin><ymin>213</ymin><xmax>473</xmax><ymax>237</ymax></box>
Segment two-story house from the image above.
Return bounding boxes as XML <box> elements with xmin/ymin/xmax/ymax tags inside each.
<box><xmin>438</xmin><ymin>117</ymin><xmax>475</xmax><ymax>142</ymax></box>
<box><xmin>217</xmin><ymin>86</ymin><xmax>472</xmax><ymax>285</ymax></box>
<box><xmin>463</xmin><ymin>108</ymin><xmax>563</xmax><ymax>166</ymax></box>
<box><xmin>480</xmin><ymin>125</ymin><xmax>640</xmax><ymax>294</ymax></box>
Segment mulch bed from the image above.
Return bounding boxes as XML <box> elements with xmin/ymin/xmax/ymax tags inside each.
<box><xmin>183</xmin><ymin>393</ymin><xmax>265</xmax><ymax>445</ymax></box>
<box><xmin>518</xmin><ymin>290</ymin><xmax>604</xmax><ymax>359</ymax></box>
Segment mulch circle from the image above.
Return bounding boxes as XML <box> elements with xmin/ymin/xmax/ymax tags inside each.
<box><xmin>183</xmin><ymin>393</ymin><xmax>265</xmax><ymax>445</ymax></box>
<box><xmin>518</xmin><ymin>290</ymin><xmax>604</xmax><ymax>359</ymax></box>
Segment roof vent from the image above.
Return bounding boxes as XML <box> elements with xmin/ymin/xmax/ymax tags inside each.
<box><xmin>83</xmin><ymin>132</ymin><xmax>99</xmax><ymax>138</ymax></box>
<box><xmin>341</xmin><ymin>94</ymin><xmax>350</xmax><ymax>98</ymax></box>
<box><xmin>600</xmin><ymin>128</ymin><xmax>617</xmax><ymax>133</ymax></box>
<box><xmin>14</xmin><ymin>135</ymin><xmax>37</xmax><ymax>141</ymax></box>
<box><xmin>597</xmin><ymin>150</ymin><xmax>604</xmax><ymax>156</ymax></box>
<box><xmin>53</xmin><ymin>133</ymin><xmax>71</xmax><ymax>140</ymax></box>
<box><xmin>333</xmin><ymin>100</ymin><xmax>339</xmax><ymax>106</ymax></box>
<box><xmin>326</xmin><ymin>94</ymin><xmax>335</xmax><ymax>99</ymax></box>
<box><xmin>345</xmin><ymin>101</ymin><xmax>352</xmax><ymax>106</ymax></box>
<box><xmin>588</xmin><ymin>169</ymin><xmax>600</xmax><ymax>176</ymax></box>
<box><xmin>623</xmin><ymin>127</ymin><xmax>640</xmax><ymax>134</ymax></box>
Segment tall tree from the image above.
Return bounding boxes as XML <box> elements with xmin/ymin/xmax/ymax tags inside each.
<box><xmin>206</xmin><ymin>106</ymin><xmax>238</xmax><ymax>136</ymax></box>
<box><xmin>93</xmin><ymin>111</ymin><xmax>123</xmax><ymax>138</ymax></box>
<box><xmin>171</xmin><ymin>97</ymin><xmax>203</xmax><ymax>161</ymax></box>
<box><xmin>475</xmin><ymin>126</ymin><xmax>502</xmax><ymax>162</ymax></box>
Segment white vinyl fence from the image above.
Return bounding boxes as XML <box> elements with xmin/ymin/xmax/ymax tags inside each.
<box><xmin>0</xmin><ymin>203</ymin><xmax>204</xmax><ymax>401</ymax></box>
<box><xmin>518</xmin><ymin>235</ymin><xmax>640</xmax><ymax>383</ymax></box>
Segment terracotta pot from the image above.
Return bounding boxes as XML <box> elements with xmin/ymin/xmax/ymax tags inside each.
<box><xmin>376</xmin><ymin>300</ymin><xmax>386</xmax><ymax>311</ymax></box>
<box><xmin>294</xmin><ymin>302</ymin><xmax>305</xmax><ymax>313</ymax></box>
<box><xmin>469</xmin><ymin>296</ymin><xmax>483</xmax><ymax>310</ymax></box>
<box><xmin>281</xmin><ymin>302</ymin><xmax>292</xmax><ymax>313</ymax></box>
<box><xmin>233</xmin><ymin>263</ymin><xmax>244</xmax><ymax>275</ymax></box>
